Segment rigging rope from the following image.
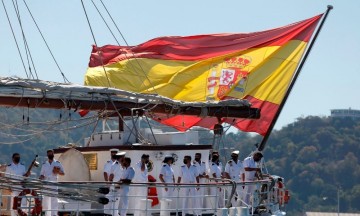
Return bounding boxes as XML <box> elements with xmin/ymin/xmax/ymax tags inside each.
<box><xmin>1</xmin><ymin>0</ymin><xmax>29</xmax><ymax>79</ymax></box>
<box><xmin>12</xmin><ymin>0</ymin><xmax>38</xmax><ymax>79</ymax></box>
<box><xmin>21</xmin><ymin>0</ymin><xmax>70</xmax><ymax>83</ymax></box>
<box><xmin>80</xmin><ymin>0</ymin><xmax>112</xmax><ymax>88</ymax></box>
<box><xmin>90</xmin><ymin>0</ymin><xmax>120</xmax><ymax>45</ymax></box>
<box><xmin>99</xmin><ymin>0</ymin><xmax>163</xmax><ymax>97</ymax></box>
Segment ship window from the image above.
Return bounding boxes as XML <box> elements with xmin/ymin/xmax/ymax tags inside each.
<box><xmin>83</xmin><ymin>153</ymin><xmax>98</xmax><ymax>170</ymax></box>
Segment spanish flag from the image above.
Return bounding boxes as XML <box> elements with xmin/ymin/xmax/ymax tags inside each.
<box><xmin>85</xmin><ymin>14</ymin><xmax>322</xmax><ymax>136</ymax></box>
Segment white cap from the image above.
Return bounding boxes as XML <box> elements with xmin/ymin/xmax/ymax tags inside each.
<box><xmin>231</xmin><ymin>150</ymin><xmax>240</xmax><ymax>155</ymax></box>
<box><xmin>116</xmin><ymin>151</ymin><xmax>126</xmax><ymax>156</ymax></box>
<box><xmin>109</xmin><ymin>148</ymin><xmax>119</xmax><ymax>153</ymax></box>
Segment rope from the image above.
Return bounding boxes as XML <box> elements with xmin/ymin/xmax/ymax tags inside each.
<box><xmin>80</xmin><ymin>0</ymin><xmax>97</xmax><ymax>46</ymax></box>
<box><xmin>90</xmin><ymin>0</ymin><xmax>120</xmax><ymax>45</ymax></box>
<box><xmin>22</xmin><ymin>0</ymin><xmax>69</xmax><ymax>83</ymax></box>
<box><xmin>12</xmin><ymin>0</ymin><xmax>38</xmax><ymax>79</ymax></box>
<box><xmin>99</xmin><ymin>0</ymin><xmax>162</xmax><ymax>97</ymax></box>
<box><xmin>80</xmin><ymin>0</ymin><xmax>112</xmax><ymax>88</ymax></box>
<box><xmin>1</xmin><ymin>0</ymin><xmax>29</xmax><ymax>78</ymax></box>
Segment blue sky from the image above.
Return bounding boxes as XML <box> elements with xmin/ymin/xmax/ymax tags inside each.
<box><xmin>0</xmin><ymin>1</ymin><xmax>359</xmax><ymax>130</ymax></box>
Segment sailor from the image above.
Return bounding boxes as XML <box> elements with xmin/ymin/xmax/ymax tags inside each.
<box><xmin>243</xmin><ymin>151</ymin><xmax>263</xmax><ymax>205</ymax></box>
<box><xmin>209</xmin><ymin>153</ymin><xmax>224</xmax><ymax>209</ymax></box>
<box><xmin>177</xmin><ymin>155</ymin><xmax>200</xmax><ymax>216</ymax></box>
<box><xmin>210</xmin><ymin>151</ymin><xmax>223</xmax><ymax>172</ymax></box>
<box><xmin>117</xmin><ymin>157</ymin><xmax>135</xmax><ymax>216</ymax></box>
<box><xmin>103</xmin><ymin>148</ymin><xmax>119</xmax><ymax>182</ymax></box>
<box><xmin>107</xmin><ymin>151</ymin><xmax>126</xmax><ymax>216</ymax></box>
<box><xmin>5</xmin><ymin>153</ymin><xmax>30</xmax><ymax>216</ymax></box>
<box><xmin>103</xmin><ymin>148</ymin><xmax>120</xmax><ymax>215</ymax></box>
<box><xmin>159</xmin><ymin>155</ymin><xmax>175</xmax><ymax>200</ymax></box>
<box><xmin>133</xmin><ymin>154</ymin><xmax>150</xmax><ymax>216</ymax></box>
<box><xmin>193</xmin><ymin>153</ymin><xmax>208</xmax><ymax>212</ymax></box>
<box><xmin>224</xmin><ymin>150</ymin><xmax>245</xmax><ymax>206</ymax></box>
<box><xmin>39</xmin><ymin>149</ymin><xmax>65</xmax><ymax>216</ymax></box>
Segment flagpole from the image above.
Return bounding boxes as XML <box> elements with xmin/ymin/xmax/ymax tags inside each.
<box><xmin>258</xmin><ymin>5</ymin><xmax>333</xmax><ymax>151</ymax></box>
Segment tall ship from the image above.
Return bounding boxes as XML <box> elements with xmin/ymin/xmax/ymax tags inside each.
<box><xmin>0</xmin><ymin>2</ymin><xmax>332</xmax><ymax>216</ymax></box>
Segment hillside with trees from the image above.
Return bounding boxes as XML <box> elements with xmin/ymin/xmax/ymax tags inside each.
<box><xmin>0</xmin><ymin>108</ymin><xmax>359</xmax><ymax>214</ymax></box>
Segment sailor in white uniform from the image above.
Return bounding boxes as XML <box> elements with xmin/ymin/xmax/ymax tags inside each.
<box><xmin>103</xmin><ymin>148</ymin><xmax>119</xmax><ymax>215</ymax></box>
<box><xmin>5</xmin><ymin>153</ymin><xmax>30</xmax><ymax>216</ymax></box>
<box><xmin>103</xmin><ymin>148</ymin><xmax>119</xmax><ymax>182</ymax></box>
<box><xmin>243</xmin><ymin>151</ymin><xmax>263</xmax><ymax>205</ymax></box>
<box><xmin>133</xmin><ymin>154</ymin><xmax>150</xmax><ymax>216</ymax></box>
<box><xmin>209</xmin><ymin>154</ymin><xmax>224</xmax><ymax>208</ymax></box>
<box><xmin>117</xmin><ymin>157</ymin><xmax>135</xmax><ymax>216</ymax></box>
<box><xmin>193</xmin><ymin>153</ymin><xmax>208</xmax><ymax>212</ymax></box>
<box><xmin>108</xmin><ymin>151</ymin><xmax>126</xmax><ymax>216</ymax></box>
<box><xmin>177</xmin><ymin>155</ymin><xmax>200</xmax><ymax>216</ymax></box>
<box><xmin>159</xmin><ymin>155</ymin><xmax>175</xmax><ymax>200</ymax></box>
<box><xmin>210</xmin><ymin>151</ymin><xmax>223</xmax><ymax>172</ymax></box>
<box><xmin>39</xmin><ymin>149</ymin><xmax>65</xmax><ymax>216</ymax></box>
<box><xmin>224</xmin><ymin>150</ymin><xmax>245</xmax><ymax>206</ymax></box>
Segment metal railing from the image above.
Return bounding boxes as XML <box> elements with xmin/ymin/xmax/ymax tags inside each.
<box><xmin>0</xmin><ymin>173</ymin><xmax>287</xmax><ymax>216</ymax></box>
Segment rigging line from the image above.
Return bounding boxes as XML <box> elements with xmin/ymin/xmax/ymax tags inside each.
<box><xmin>90</xmin><ymin>0</ymin><xmax>120</xmax><ymax>45</ymax></box>
<box><xmin>1</xmin><ymin>0</ymin><xmax>29</xmax><ymax>79</ymax></box>
<box><xmin>0</xmin><ymin>118</ymin><xmax>97</xmax><ymax>143</ymax></box>
<box><xmin>80</xmin><ymin>0</ymin><xmax>97</xmax><ymax>46</ymax></box>
<box><xmin>99</xmin><ymin>0</ymin><xmax>161</xmax><ymax>97</ymax></box>
<box><xmin>80</xmin><ymin>0</ymin><xmax>112</xmax><ymax>88</ymax></box>
<box><xmin>85</xmin><ymin>116</ymin><xmax>100</xmax><ymax>147</ymax></box>
<box><xmin>12</xmin><ymin>0</ymin><xmax>38</xmax><ymax>80</ymax></box>
<box><xmin>21</xmin><ymin>0</ymin><xmax>69</xmax><ymax>83</ymax></box>
<box><xmin>108</xmin><ymin>98</ymin><xmax>146</xmax><ymax>143</ymax></box>
<box><xmin>0</xmin><ymin>116</ymin><xmax>98</xmax><ymax>132</ymax></box>
<box><xmin>0</xmin><ymin>112</ymin><xmax>98</xmax><ymax>130</ymax></box>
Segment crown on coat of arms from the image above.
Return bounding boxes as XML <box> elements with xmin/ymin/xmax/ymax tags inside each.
<box><xmin>224</xmin><ymin>56</ymin><xmax>252</xmax><ymax>69</ymax></box>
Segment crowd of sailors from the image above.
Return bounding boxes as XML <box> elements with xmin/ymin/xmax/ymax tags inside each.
<box><xmin>102</xmin><ymin>149</ymin><xmax>263</xmax><ymax>216</ymax></box>
<box><xmin>2</xmin><ymin>149</ymin><xmax>263</xmax><ymax>216</ymax></box>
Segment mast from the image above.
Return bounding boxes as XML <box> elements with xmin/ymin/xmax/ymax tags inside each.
<box><xmin>258</xmin><ymin>5</ymin><xmax>333</xmax><ymax>151</ymax></box>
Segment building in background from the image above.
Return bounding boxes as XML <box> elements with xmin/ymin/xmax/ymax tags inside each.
<box><xmin>330</xmin><ymin>108</ymin><xmax>360</xmax><ymax>119</ymax></box>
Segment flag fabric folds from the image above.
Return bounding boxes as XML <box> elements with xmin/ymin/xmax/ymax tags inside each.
<box><xmin>85</xmin><ymin>14</ymin><xmax>323</xmax><ymax>136</ymax></box>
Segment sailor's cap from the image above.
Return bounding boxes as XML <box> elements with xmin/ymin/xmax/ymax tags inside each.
<box><xmin>116</xmin><ymin>151</ymin><xmax>126</xmax><ymax>156</ymax></box>
<box><xmin>231</xmin><ymin>150</ymin><xmax>240</xmax><ymax>155</ymax></box>
<box><xmin>109</xmin><ymin>148</ymin><xmax>119</xmax><ymax>153</ymax></box>
<box><xmin>163</xmin><ymin>155</ymin><xmax>174</xmax><ymax>163</ymax></box>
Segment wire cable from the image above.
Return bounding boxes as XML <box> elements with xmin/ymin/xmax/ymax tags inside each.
<box><xmin>1</xmin><ymin>0</ymin><xmax>29</xmax><ymax>78</ymax></box>
<box><xmin>80</xmin><ymin>0</ymin><xmax>112</xmax><ymax>88</ymax></box>
<box><xmin>99</xmin><ymin>0</ymin><xmax>162</xmax><ymax>97</ymax></box>
<box><xmin>90</xmin><ymin>0</ymin><xmax>120</xmax><ymax>45</ymax></box>
<box><xmin>12</xmin><ymin>0</ymin><xmax>38</xmax><ymax>79</ymax></box>
<box><xmin>21</xmin><ymin>0</ymin><xmax>69</xmax><ymax>83</ymax></box>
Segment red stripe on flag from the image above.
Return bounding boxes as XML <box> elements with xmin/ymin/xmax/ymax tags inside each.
<box><xmin>152</xmin><ymin>96</ymin><xmax>278</xmax><ymax>136</ymax></box>
<box><xmin>89</xmin><ymin>14</ymin><xmax>322</xmax><ymax>67</ymax></box>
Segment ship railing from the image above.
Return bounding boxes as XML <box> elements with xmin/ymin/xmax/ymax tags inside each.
<box><xmin>234</xmin><ymin>176</ymin><xmax>289</xmax><ymax>215</ymax></box>
<box><xmin>0</xmin><ymin>173</ymin><xmax>285</xmax><ymax>215</ymax></box>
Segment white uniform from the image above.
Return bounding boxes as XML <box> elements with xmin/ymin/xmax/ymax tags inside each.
<box><xmin>118</xmin><ymin>166</ymin><xmax>135</xmax><ymax>216</ymax></box>
<box><xmin>133</xmin><ymin>161</ymin><xmax>148</xmax><ymax>216</ymax></box>
<box><xmin>103</xmin><ymin>159</ymin><xmax>116</xmax><ymax>178</ymax></box>
<box><xmin>111</xmin><ymin>161</ymin><xmax>124</xmax><ymax>182</ymax></box>
<box><xmin>243</xmin><ymin>156</ymin><xmax>258</xmax><ymax>204</ymax></box>
<box><xmin>208</xmin><ymin>160</ymin><xmax>223</xmax><ymax>172</ymax></box>
<box><xmin>179</xmin><ymin>164</ymin><xmax>199</xmax><ymax>215</ymax></box>
<box><xmin>5</xmin><ymin>162</ymin><xmax>26</xmax><ymax>216</ymax></box>
<box><xmin>209</xmin><ymin>162</ymin><xmax>224</xmax><ymax>208</ymax></box>
<box><xmin>224</xmin><ymin>159</ymin><xmax>245</xmax><ymax>206</ymax></box>
<box><xmin>105</xmin><ymin>161</ymin><xmax>122</xmax><ymax>216</ymax></box>
<box><xmin>40</xmin><ymin>160</ymin><xmax>64</xmax><ymax>216</ymax></box>
<box><xmin>194</xmin><ymin>161</ymin><xmax>207</xmax><ymax>211</ymax></box>
<box><xmin>159</xmin><ymin>164</ymin><xmax>174</xmax><ymax>199</ymax></box>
